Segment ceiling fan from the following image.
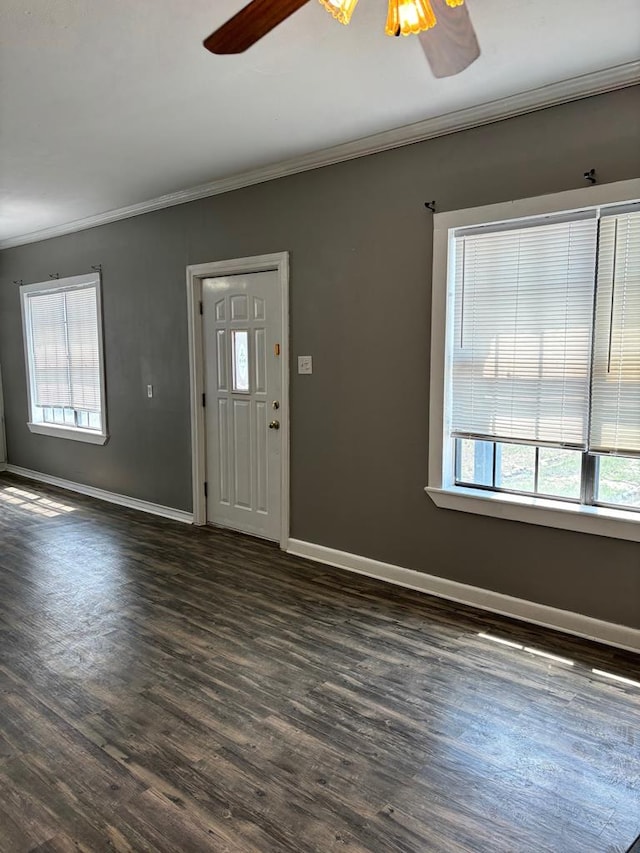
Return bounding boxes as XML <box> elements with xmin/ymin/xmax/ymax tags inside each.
<box><xmin>203</xmin><ymin>0</ymin><xmax>480</xmax><ymax>78</ymax></box>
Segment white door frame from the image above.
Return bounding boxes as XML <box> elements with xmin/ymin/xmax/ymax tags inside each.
<box><xmin>186</xmin><ymin>252</ymin><xmax>290</xmax><ymax>548</ymax></box>
<box><xmin>0</xmin><ymin>367</ymin><xmax>6</xmax><ymax>468</ymax></box>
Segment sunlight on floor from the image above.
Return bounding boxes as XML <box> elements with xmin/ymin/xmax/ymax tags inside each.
<box><xmin>0</xmin><ymin>486</ymin><xmax>76</xmax><ymax>518</ymax></box>
<box><xmin>478</xmin><ymin>631</ymin><xmax>575</xmax><ymax>665</ymax></box>
<box><xmin>591</xmin><ymin>668</ymin><xmax>640</xmax><ymax>688</ymax></box>
<box><xmin>477</xmin><ymin>632</ymin><xmax>640</xmax><ymax>689</ymax></box>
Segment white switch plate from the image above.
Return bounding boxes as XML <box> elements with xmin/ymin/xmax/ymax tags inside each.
<box><xmin>298</xmin><ymin>356</ymin><xmax>313</xmax><ymax>375</ymax></box>
<box><xmin>147</xmin><ymin>384</ymin><xmax>153</xmax><ymax>398</ymax></box>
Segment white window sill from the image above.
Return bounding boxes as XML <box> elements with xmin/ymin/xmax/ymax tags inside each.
<box><xmin>28</xmin><ymin>423</ymin><xmax>108</xmax><ymax>445</ymax></box>
<box><xmin>425</xmin><ymin>485</ymin><xmax>640</xmax><ymax>543</ymax></box>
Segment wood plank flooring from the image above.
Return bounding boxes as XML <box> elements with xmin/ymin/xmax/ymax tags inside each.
<box><xmin>0</xmin><ymin>471</ymin><xmax>638</xmax><ymax>853</ymax></box>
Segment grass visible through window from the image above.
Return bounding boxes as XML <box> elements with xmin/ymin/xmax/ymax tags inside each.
<box><xmin>455</xmin><ymin>439</ymin><xmax>640</xmax><ymax>510</ymax></box>
<box><xmin>597</xmin><ymin>456</ymin><xmax>640</xmax><ymax>508</ymax></box>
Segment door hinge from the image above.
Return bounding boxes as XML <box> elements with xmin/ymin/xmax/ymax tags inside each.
<box><xmin>199</xmin><ymin>301</ymin><xmax>203</xmax><ymax>315</ymax></box>
<box><xmin>202</xmin><ymin>393</ymin><xmax>206</xmax><ymax>407</ymax></box>
<box><xmin>204</xmin><ymin>481</ymin><xmax>208</xmax><ymax>498</ymax></box>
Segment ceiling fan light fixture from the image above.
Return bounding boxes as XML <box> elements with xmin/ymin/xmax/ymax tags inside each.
<box><xmin>385</xmin><ymin>0</ymin><xmax>437</xmax><ymax>37</ymax></box>
<box><xmin>317</xmin><ymin>0</ymin><xmax>360</xmax><ymax>25</ymax></box>
<box><xmin>445</xmin><ymin>0</ymin><xmax>465</xmax><ymax>6</ymax></box>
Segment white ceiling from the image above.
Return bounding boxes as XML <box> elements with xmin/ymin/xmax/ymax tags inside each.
<box><xmin>1</xmin><ymin>0</ymin><xmax>639</xmax><ymax>245</ymax></box>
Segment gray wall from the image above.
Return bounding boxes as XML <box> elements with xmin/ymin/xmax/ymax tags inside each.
<box><xmin>1</xmin><ymin>87</ymin><xmax>639</xmax><ymax>628</ymax></box>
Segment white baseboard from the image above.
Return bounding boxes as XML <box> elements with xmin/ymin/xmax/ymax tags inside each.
<box><xmin>287</xmin><ymin>539</ymin><xmax>640</xmax><ymax>654</ymax></box>
<box><xmin>4</xmin><ymin>465</ymin><xmax>193</xmax><ymax>524</ymax></box>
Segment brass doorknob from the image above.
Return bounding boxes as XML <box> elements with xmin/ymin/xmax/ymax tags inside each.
<box><xmin>269</xmin><ymin>420</ymin><xmax>280</xmax><ymax>430</ymax></box>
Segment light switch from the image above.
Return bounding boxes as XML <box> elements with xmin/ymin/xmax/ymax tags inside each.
<box><xmin>298</xmin><ymin>356</ymin><xmax>313</xmax><ymax>375</ymax></box>
<box><xmin>147</xmin><ymin>384</ymin><xmax>153</xmax><ymax>398</ymax></box>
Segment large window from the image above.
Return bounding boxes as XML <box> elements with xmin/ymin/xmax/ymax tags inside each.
<box><xmin>20</xmin><ymin>273</ymin><xmax>107</xmax><ymax>444</ymax></box>
<box><xmin>428</xmin><ymin>179</ymin><xmax>640</xmax><ymax>542</ymax></box>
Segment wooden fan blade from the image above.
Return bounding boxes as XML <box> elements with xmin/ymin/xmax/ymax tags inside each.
<box><xmin>419</xmin><ymin>0</ymin><xmax>480</xmax><ymax>78</ymax></box>
<box><xmin>204</xmin><ymin>0</ymin><xmax>312</xmax><ymax>54</ymax></box>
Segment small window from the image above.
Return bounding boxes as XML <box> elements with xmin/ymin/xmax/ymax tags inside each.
<box><xmin>455</xmin><ymin>439</ymin><xmax>583</xmax><ymax>502</ymax></box>
<box><xmin>232</xmin><ymin>330</ymin><xmax>250</xmax><ymax>392</ymax></box>
<box><xmin>20</xmin><ymin>273</ymin><xmax>107</xmax><ymax>445</ymax></box>
<box><xmin>597</xmin><ymin>456</ymin><xmax>640</xmax><ymax>509</ymax></box>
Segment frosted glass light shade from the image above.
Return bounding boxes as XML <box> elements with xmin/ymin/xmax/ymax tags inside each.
<box><xmin>385</xmin><ymin>0</ymin><xmax>437</xmax><ymax>36</ymax></box>
<box><xmin>318</xmin><ymin>0</ymin><xmax>360</xmax><ymax>25</ymax></box>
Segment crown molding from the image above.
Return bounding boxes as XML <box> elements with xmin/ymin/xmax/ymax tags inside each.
<box><xmin>2</xmin><ymin>61</ymin><xmax>639</xmax><ymax>250</ymax></box>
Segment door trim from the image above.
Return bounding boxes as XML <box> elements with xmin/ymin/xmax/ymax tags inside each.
<box><xmin>0</xmin><ymin>366</ymin><xmax>6</xmax><ymax>465</ymax></box>
<box><xmin>186</xmin><ymin>252</ymin><xmax>290</xmax><ymax>548</ymax></box>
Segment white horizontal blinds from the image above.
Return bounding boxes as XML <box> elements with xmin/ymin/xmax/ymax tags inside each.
<box><xmin>28</xmin><ymin>284</ymin><xmax>101</xmax><ymax>415</ymax></box>
<box><xmin>450</xmin><ymin>215</ymin><xmax>598</xmax><ymax>448</ymax></box>
<box><xmin>65</xmin><ymin>286</ymin><xmax>101</xmax><ymax>411</ymax></box>
<box><xmin>590</xmin><ymin>209</ymin><xmax>640</xmax><ymax>456</ymax></box>
<box><xmin>29</xmin><ymin>291</ymin><xmax>72</xmax><ymax>408</ymax></box>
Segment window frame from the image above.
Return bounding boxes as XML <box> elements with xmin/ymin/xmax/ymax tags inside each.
<box><xmin>426</xmin><ymin>178</ymin><xmax>640</xmax><ymax>543</ymax></box>
<box><xmin>20</xmin><ymin>272</ymin><xmax>108</xmax><ymax>445</ymax></box>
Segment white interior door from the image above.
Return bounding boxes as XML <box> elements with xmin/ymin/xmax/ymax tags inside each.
<box><xmin>202</xmin><ymin>271</ymin><xmax>283</xmax><ymax>541</ymax></box>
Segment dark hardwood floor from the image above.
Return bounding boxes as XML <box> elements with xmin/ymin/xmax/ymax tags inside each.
<box><xmin>0</xmin><ymin>472</ymin><xmax>638</xmax><ymax>853</ymax></box>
